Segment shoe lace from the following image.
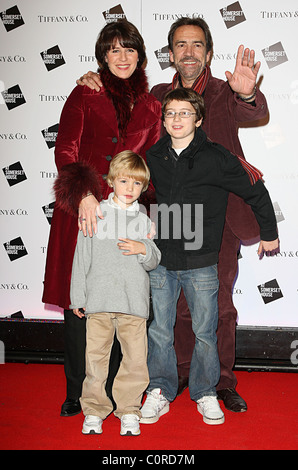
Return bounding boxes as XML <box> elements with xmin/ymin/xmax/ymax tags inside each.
<box><xmin>122</xmin><ymin>414</ymin><xmax>138</xmax><ymax>428</ymax></box>
<box><xmin>199</xmin><ymin>396</ymin><xmax>217</xmax><ymax>410</ymax></box>
<box><xmin>147</xmin><ymin>390</ymin><xmax>166</xmax><ymax>411</ymax></box>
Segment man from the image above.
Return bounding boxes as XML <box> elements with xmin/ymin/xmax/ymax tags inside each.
<box><xmin>76</xmin><ymin>17</ymin><xmax>268</xmax><ymax>413</ymax></box>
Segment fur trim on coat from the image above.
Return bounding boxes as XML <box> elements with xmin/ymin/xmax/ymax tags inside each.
<box><xmin>54</xmin><ymin>161</ymin><xmax>102</xmax><ymax>216</ymax></box>
<box><xmin>101</xmin><ymin>67</ymin><xmax>149</xmax><ymax>139</ymax></box>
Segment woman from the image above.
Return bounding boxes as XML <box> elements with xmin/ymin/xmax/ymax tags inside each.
<box><xmin>42</xmin><ymin>20</ymin><xmax>161</xmax><ymax>417</ymax></box>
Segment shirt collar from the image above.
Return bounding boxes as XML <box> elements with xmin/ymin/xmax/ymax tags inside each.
<box><xmin>106</xmin><ymin>192</ymin><xmax>139</xmax><ymax>212</ymax></box>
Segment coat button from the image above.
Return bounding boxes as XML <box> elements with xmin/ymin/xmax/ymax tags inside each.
<box><xmin>164</xmin><ymin>156</ymin><xmax>169</xmax><ymax>160</ymax></box>
<box><xmin>112</xmin><ymin>137</ymin><xmax>118</xmax><ymax>143</ymax></box>
<box><xmin>106</xmin><ymin>155</ymin><xmax>112</xmax><ymax>161</ymax></box>
<box><xmin>102</xmin><ymin>174</ymin><xmax>107</xmax><ymax>180</ymax></box>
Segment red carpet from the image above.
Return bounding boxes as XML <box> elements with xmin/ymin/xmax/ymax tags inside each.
<box><xmin>0</xmin><ymin>363</ymin><xmax>297</xmax><ymax>451</ymax></box>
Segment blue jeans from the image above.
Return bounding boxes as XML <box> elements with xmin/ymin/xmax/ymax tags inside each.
<box><xmin>147</xmin><ymin>264</ymin><xmax>220</xmax><ymax>402</ymax></box>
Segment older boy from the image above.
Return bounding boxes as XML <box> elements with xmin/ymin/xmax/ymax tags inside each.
<box><xmin>70</xmin><ymin>151</ymin><xmax>161</xmax><ymax>436</ymax></box>
<box><xmin>141</xmin><ymin>88</ymin><xmax>279</xmax><ymax>425</ymax></box>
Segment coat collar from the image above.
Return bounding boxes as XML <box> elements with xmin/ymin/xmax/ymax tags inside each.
<box><xmin>100</xmin><ymin>67</ymin><xmax>149</xmax><ymax>139</ymax></box>
<box><xmin>149</xmin><ymin>126</ymin><xmax>207</xmax><ymax>160</ymax></box>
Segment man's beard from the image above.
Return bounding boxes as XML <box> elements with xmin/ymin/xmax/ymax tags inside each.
<box><xmin>176</xmin><ymin>56</ymin><xmax>206</xmax><ymax>82</ymax></box>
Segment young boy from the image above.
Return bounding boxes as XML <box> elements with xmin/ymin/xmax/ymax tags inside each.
<box><xmin>141</xmin><ymin>88</ymin><xmax>279</xmax><ymax>426</ymax></box>
<box><xmin>70</xmin><ymin>151</ymin><xmax>161</xmax><ymax>436</ymax></box>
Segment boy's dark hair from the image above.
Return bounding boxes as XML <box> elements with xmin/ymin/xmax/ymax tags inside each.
<box><xmin>162</xmin><ymin>88</ymin><xmax>206</xmax><ymax>122</ymax></box>
<box><xmin>168</xmin><ymin>17</ymin><xmax>213</xmax><ymax>57</ymax></box>
<box><xmin>95</xmin><ymin>20</ymin><xmax>146</xmax><ymax>69</ymax></box>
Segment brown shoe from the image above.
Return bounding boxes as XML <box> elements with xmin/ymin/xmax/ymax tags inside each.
<box><xmin>217</xmin><ymin>388</ymin><xmax>247</xmax><ymax>412</ymax></box>
<box><xmin>177</xmin><ymin>376</ymin><xmax>188</xmax><ymax>396</ymax></box>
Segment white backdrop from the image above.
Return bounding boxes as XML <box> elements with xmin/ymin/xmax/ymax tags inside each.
<box><xmin>0</xmin><ymin>0</ymin><xmax>297</xmax><ymax>327</ymax></box>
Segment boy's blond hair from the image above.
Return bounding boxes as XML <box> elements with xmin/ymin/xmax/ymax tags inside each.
<box><xmin>107</xmin><ymin>150</ymin><xmax>150</xmax><ymax>192</ymax></box>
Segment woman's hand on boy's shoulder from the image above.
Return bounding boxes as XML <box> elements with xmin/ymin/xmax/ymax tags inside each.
<box><xmin>78</xmin><ymin>194</ymin><xmax>103</xmax><ymax>237</ymax></box>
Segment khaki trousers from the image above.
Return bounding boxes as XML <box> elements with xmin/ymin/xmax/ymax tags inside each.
<box><xmin>80</xmin><ymin>312</ymin><xmax>149</xmax><ymax>419</ymax></box>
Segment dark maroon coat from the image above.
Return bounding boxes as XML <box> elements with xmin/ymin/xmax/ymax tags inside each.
<box><xmin>42</xmin><ymin>85</ymin><xmax>161</xmax><ymax>309</ymax></box>
<box><xmin>151</xmin><ymin>72</ymin><xmax>268</xmax><ymax>241</ymax></box>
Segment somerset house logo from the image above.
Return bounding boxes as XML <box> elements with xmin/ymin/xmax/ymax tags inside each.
<box><xmin>262</xmin><ymin>42</ymin><xmax>288</xmax><ymax>70</ymax></box>
<box><xmin>42</xmin><ymin>202</ymin><xmax>55</xmax><ymax>225</ymax></box>
<box><xmin>1</xmin><ymin>84</ymin><xmax>26</xmax><ymax>110</ymax></box>
<box><xmin>273</xmin><ymin>201</ymin><xmax>285</xmax><ymax>224</ymax></box>
<box><xmin>40</xmin><ymin>45</ymin><xmax>65</xmax><ymax>71</ymax></box>
<box><xmin>41</xmin><ymin>123</ymin><xmax>59</xmax><ymax>149</ymax></box>
<box><xmin>6</xmin><ymin>311</ymin><xmax>24</xmax><ymax>319</ymax></box>
<box><xmin>0</xmin><ymin>5</ymin><xmax>24</xmax><ymax>32</ymax></box>
<box><xmin>257</xmin><ymin>279</ymin><xmax>283</xmax><ymax>305</ymax></box>
<box><xmin>220</xmin><ymin>1</ymin><xmax>246</xmax><ymax>29</ymax></box>
<box><xmin>2</xmin><ymin>161</ymin><xmax>27</xmax><ymax>187</ymax></box>
<box><xmin>3</xmin><ymin>236</ymin><xmax>28</xmax><ymax>262</ymax></box>
<box><xmin>102</xmin><ymin>4</ymin><xmax>126</xmax><ymax>23</ymax></box>
<box><xmin>154</xmin><ymin>45</ymin><xmax>171</xmax><ymax>71</ymax></box>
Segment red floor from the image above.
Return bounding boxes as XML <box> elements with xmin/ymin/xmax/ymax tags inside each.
<box><xmin>0</xmin><ymin>363</ymin><xmax>297</xmax><ymax>450</ymax></box>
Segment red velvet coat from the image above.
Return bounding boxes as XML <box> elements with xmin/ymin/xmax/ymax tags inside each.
<box><xmin>42</xmin><ymin>83</ymin><xmax>161</xmax><ymax>309</ymax></box>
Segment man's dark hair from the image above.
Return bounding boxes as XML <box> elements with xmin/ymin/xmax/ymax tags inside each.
<box><xmin>168</xmin><ymin>17</ymin><xmax>213</xmax><ymax>56</ymax></box>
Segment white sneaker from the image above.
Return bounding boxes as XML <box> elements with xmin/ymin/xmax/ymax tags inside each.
<box><xmin>197</xmin><ymin>396</ymin><xmax>225</xmax><ymax>425</ymax></box>
<box><xmin>120</xmin><ymin>414</ymin><xmax>140</xmax><ymax>436</ymax></box>
<box><xmin>82</xmin><ymin>415</ymin><xmax>103</xmax><ymax>434</ymax></box>
<box><xmin>140</xmin><ymin>388</ymin><xmax>170</xmax><ymax>424</ymax></box>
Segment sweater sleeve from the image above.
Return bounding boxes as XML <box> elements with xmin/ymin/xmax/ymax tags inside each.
<box><xmin>69</xmin><ymin>230</ymin><xmax>92</xmax><ymax>309</ymax></box>
<box><xmin>138</xmin><ymin>238</ymin><xmax>161</xmax><ymax>271</ymax></box>
<box><xmin>137</xmin><ymin>218</ymin><xmax>161</xmax><ymax>271</ymax></box>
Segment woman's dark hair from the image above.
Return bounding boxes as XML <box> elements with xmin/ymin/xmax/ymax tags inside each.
<box><xmin>95</xmin><ymin>20</ymin><xmax>146</xmax><ymax>68</ymax></box>
<box><xmin>168</xmin><ymin>17</ymin><xmax>213</xmax><ymax>56</ymax></box>
<box><xmin>162</xmin><ymin>88</ymin><xmax>206</xmax><ymax>122</ymax></box>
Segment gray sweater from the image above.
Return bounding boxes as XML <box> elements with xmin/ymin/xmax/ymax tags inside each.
<box><xmin>70</xmin><ymin>194</ymin><xmax>161</xmax><ymax>319</ymax></box>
